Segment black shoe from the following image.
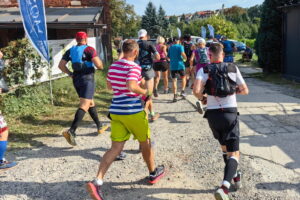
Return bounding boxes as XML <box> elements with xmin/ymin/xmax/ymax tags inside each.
<box><xmin>196</xmin><ymin>101</ymin><xmax>204</xmax><ymax>114</ymax></box>
<box><xmin>153</xmin><ymin>89</ymin><xmax>158</xmax><ymax>97</ymax></box>
<box><xmin>148</xmin><ymin>165</ymin><xmax>165</xmax><ymax>184</ymax></box>
<box><xmin>173</xmin><ymin>94</ymin><xmax>178</xmax><ymax>102</ymax></box>
<box><xmin>115</xmin><ymin>151</ymin><xmax>126</xmax><ymax>161</ymax></box>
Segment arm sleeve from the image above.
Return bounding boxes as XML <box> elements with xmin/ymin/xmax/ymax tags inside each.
<box><xmin>196</xmin><ymin>68</ymin><xmax>208</xmax><ymax>83</ymax></box>
<box><xmin>127</xmin><ymin>66</ymin><xmax>142</xmax><ymax>82</ymax></box>
<box><xmin>236</xmin><ymin>67</ymin><xmax>246</xmax><ymax>85</ymax></box>
<box><xmin>62</xmin><ymin>49</ymin><xmax>71</xmax><ymax>62</ymax></box>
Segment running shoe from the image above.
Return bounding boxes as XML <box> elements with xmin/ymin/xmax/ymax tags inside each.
<box><xmin>98</xmin><ymin>125</ymin><xmax>109</xmax><ymax>135</ymax></box>
<box><xmin>86</xmin><ymin>180</ymin><xmax>105</xmax><ymax>200</ymax></box>
<box><xmin>0</xmin><ymin>159</ymin><xmax>17</xmax><ymax>170</ymax></box>
<box><xmin>150</xmin><ymin>113</ymin><xmax>160</xmax><ymax>121</ymax></box>
<box><xmin>153</xmin><ymin>89</ymin><xmax>158</xmax><ymax>97</ymax></box>
<box><xmin>148</xmin><ymin>165</ymin><xmax>165</xmax><ymax>184</ymax></box>
<box><xmin>180</xmin><ymin>90</ymin><xmax>187</xmax><ymax>99</ymax></box>
<box><xmin>214</xmin><ymin>186</ymin><xmax>230</xmax><ymax>200</ymax></box>
<box><xmin>163</xmin><ymin>88</ymin><xmax>169</xmax><ymax>94</ymax></box>
<box><xmin>233</xmin><ymin>171</ymin><xmax>242</xmax><ymax>189</ymax></box>
<box><xmin>62</xmin><ymin>130</ymin><xmax>77</xmax><ymax>146</ymax></box>
<box><xmin>196</xmin><ymin>101</ymin><xmax>204</xmax><ymax>114</ymax></box>
<box><xmin>115</xmin><ymin>151</ymin><xmax>126</xmax><ymax>161</ymax></box>
<box><xmin>173</xmin><ymin>94</ymin><xmax>178</xmax><ymax>102</ymax></box>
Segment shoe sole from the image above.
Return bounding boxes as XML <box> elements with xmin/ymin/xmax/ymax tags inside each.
<box><xmin>214</xmin><ymin>192</ymin><xmax>230</xmax><ymax>200</ymax></box>
<box><xmin>98</xmin><ymin>125</ymin><xmax>109</xmax><ymax>135</ymax></box>
<box><xmin>86</xmin><ymin>183</ymin><xmax>103</xmax><ymax>200</ymax></box>
<box><xmin>0</xmin><ymin>164</ymin><xmax>17</xmax><ymax>173</ymax></box>
<box><xmin>148</xmin><ymin>171</ymin><xmax>166</xmax><ymax>185</ymax></box>
<box><xmin>62</xmin><ymin>131</ymin><xmax>76</xmax><ymax>146</ymax></box>
<box><xmin>196</xmin><ymin>102</ymin><xmax>204</xmax><ymax>114</ymax></box>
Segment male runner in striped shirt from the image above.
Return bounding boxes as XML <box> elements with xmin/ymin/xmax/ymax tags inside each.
<box><xmin>86</xmin><ymin>40</ymin><xmax>165</xmax><ymax>200</ymax></box>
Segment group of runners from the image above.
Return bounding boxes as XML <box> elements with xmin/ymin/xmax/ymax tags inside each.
<box><xmin>0</xmin><ymin>28</ymin><xmax>248</xmax><ymax>200</ymax></box>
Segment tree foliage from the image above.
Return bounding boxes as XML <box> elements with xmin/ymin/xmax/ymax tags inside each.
<box><xmin>256</xmin><ymin>0</ymin><xmax>300</xmax><ymax>73</ymax></box>
<box><xmin>141</xmin><ymin>2</ymin><xmax>160</xmax><ymax>38</ymax></box>
<box><xmin>110</xmin><ymin>0</ymin><xmax>140</xmax><ymax>38</ymax></box>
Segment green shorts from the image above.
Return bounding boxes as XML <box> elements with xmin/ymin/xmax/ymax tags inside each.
<box><xmin>110</xmin><ymin>111</ymin><xmax>150</xmax><ymax>142</ymax></box>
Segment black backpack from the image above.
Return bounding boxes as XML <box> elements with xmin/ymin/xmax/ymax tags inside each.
<box><xmin>203</xmin><ymin>63</ymin><xmax>237</xmax><ymax>98</ymax></box>
<box><xmin>183</xmin><ymin>42</ymin><xmax>192</xmax><ymax>58</ymax></box>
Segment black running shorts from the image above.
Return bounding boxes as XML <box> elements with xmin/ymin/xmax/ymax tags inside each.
<box><xmin>73</xmin><ymin>73</ymin><xmax>95</xmax><ymax>100</ymax></box>
<box><xmin>171</xmin><ymin>70</ymin><xmax>185</xmax><ymax>79</ymax></box>
<box><xmin>141</xmin><ymin>67</ymin><xmax>155</xmax><ymax>81</ymax></box>
<box><xmin>153</xmin><ymin>61</ymin><xmax>168</xmax><ymax>72</ymax></box>
<box><xmin>204</xmin><ymin>108</ymin><xmax>240</xmax><ymax>152</ymax></box>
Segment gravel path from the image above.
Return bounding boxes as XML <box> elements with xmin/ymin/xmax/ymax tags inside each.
<box><xmin>1</xmin><ymin>75</ymin><xmax>300</xmax><ymax>200</ymax></box>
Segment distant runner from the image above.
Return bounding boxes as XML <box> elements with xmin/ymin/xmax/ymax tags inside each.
<box><xmin>137</xmin><ymin>29</ymin><xmax>160</xmax><ymax>121</ymax></box>
<box><xmin>168</xmin><ymin>37</ymin><xmax>187</xmax><ymax>102</ymax></box>
<box><xmin>190</xmin><ymin>38</ymin><xmax>210</xmax><ymax>114</ymax></box>
<box><xmin>182</xmin><ymin>34</ymin><xmax>194</xmax><ymax>87</ymax></box>
<box><xmin>86</xmin><ymin>40</ymin><xmax>165</xmax><ymax>200</ymax></box>
<box><xmin>193</xmin><ymin>43</ymin><xmax>249</xmax><ymax>200</ymax></box>
<box><xmin>58</xmin><ymin>32</ymin><xmax>108</xmax><ymax>146</ymax></box>
<box><xmin>221</xmin><ymin>36</ymin><xmax>236</xmax><ymax>63</ymax></box>
<box><xmin>153</xmin><ymin>36</ymin><xmax>169</xmax><ymax>96</ymax></box>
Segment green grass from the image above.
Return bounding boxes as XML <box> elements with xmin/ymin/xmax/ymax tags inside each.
<box><xmin>235</xmin><ymin>52</ymin><xmax>259</xmax><ymax>68</ymax></box>
<box><xmin>2</xmin><ymin>69</ymin><xmax>112</xmax><ymax>150</ymax></box>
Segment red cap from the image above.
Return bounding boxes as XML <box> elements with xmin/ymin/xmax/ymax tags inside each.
<box><xmin>75</xmin><ymin>32</ymin><xmax>88</xmax><ymax>40</ymax></box>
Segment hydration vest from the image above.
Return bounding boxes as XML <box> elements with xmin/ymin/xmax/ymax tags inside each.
<box><xmin>70</xmin><ymin>45</ymin><xmax>94</xmax><ymax>72</ymax></box>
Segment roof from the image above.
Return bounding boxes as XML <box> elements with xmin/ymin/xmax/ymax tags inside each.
<box><xmin>0</xmin><ymin>7</ymin><xmax>105</xmax><ymax>28</ymax></box>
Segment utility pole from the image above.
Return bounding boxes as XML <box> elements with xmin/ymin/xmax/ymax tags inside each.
<box><xmin>101</xmin><ymin>0</ymin><xmax>113</xmax><ymax>63</ymax></box>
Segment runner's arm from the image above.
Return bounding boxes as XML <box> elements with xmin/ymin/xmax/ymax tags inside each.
<box><xmin>236</xmin><ymin>83</ymin><xmax>249</xmax><ymax>95</ymax></box>
<box><xmin>92</xmin><ymin>56</ymin><xmax>104</xmax><ymax>70</ymax></box>
<box><xmin>181</xmin><ymin>52</ymin><xmax>187</xmax><ymax>60</ymax></box>
<box><xmin>106</xmin><ymin>80</ymin><xmax>112</xmax><ymax>90</ymax></box>
<box><xmin>58</xmin><ymin>59</ymin><xmax>73</xmax><ymax>76</ymax></box>
<box><xmin>127</xmin><ymin>80</ymin><xmax>148</xmax><ymax>96</ymax></box>
<box><xmin>189</xmin><ymin>52</ymin><xmax>195</xmax><ymax>67</ymax></box>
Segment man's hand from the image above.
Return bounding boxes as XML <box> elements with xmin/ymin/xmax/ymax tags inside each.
<box><xmin>201</xmin><ymin>96</ymin><xmax>207</xmax><ymax>105</ymax></box>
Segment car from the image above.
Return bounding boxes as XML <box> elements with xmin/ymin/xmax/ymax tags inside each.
<box><xmin>228</xmin><ymin>40</ymin><xmax>246</xmax><ymax>52</ymax></box>
<box><xmin>191</xmin><ymin>36</ymin><xmax>204</xmax><ymax>45</ymax></box>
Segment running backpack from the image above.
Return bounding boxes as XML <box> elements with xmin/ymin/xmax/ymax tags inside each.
<box><xmin>70</xmin><ymin>45</ymin><xmax>93</xmax><ymax>72</ymax></box>
<box><xmin>203</xmin><ymin>63</ymin><xmax>237</xmax><ymax>98</ymax></box>
<box><xmin>183</xmin><ymin>42</ymin><xmax>193</xmax><ymax>58</ymax></box>
<box><xmin>196</xmin><ymin>48</ymin><xmax>209</xmax><ymax>64</ymax></box>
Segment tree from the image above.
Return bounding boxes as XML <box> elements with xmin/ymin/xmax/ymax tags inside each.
<box><xmin>169</xmin><ymin>15</ymin><xmax>178</xmax><ymax>25</ymax></box>
<box><xmin>224</xmin><ymin>6</ymin><xmax>248</xmax><ymax>24</ymax></box>
<box><xmin>157</xmin><ymin>6</ymin><xmax>169</xmax><ymax>36</ymax></box>
<box><xmin>141</xmin><ymin>2</ymin><xmax>160</xmax><ymax>38</ymax></box>
<box><xmin>110</xmin><ymin>0</ymin><xmax>140</xmax><ymax>38</ymax></box>
<box><xmin>256</xmin><ymin>0</ymin><xmax>300</xmax><ymax>73</ymax></box>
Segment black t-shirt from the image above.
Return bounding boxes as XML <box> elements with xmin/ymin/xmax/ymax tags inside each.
<box><xmin>137</xmin><ymin>40</ymin><xmax>157</xmax><ymax>66</ymax></box>
<box><xmin>183</xmin><ymin>41</ymin><xmax>193</xmax><ymax>59</ymax></box>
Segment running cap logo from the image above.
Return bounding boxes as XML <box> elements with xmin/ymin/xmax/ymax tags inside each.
<box><xmin>75</xmin><ymin>32</ymin><xmax>88</xmax><ymax>40</ymax></box>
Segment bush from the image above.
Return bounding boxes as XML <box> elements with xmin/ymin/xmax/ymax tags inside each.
<box><xmin>241</xmin><ymin>39</ymin><xmax>256</xmax><ymax>49</ymax></box>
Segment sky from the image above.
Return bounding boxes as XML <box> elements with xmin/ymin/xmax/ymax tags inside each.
<box><xmin>126</xmin><ymin>0</ymin><xmax>264</xmax><ymax>16</ymax></box>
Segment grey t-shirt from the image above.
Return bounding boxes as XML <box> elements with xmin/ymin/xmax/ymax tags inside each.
<box><xmin>196</xmin><ymin>64</ymin><xmax>245</xmax><ymax>109</ymax></box>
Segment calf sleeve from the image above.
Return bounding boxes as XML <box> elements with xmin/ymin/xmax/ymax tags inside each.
<box><xmin>223</xmin><ymin>156</ymin><xmax>239</xmax><ymax>185</ymax></box>
<box><xmin>70</xmin><ymin>108</ymin><xmax>86</xmax><ymax>133</ymax></box>
<box><xmin>88</xmin><ymin>106</ymin><xmax>102</xmax><ymax>129</ymax></box>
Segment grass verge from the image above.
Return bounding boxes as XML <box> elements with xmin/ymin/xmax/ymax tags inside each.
<box><xmin>0</xmin><ymin>70</ymin><xmax>111</xmax><ymax>150</ymax></box>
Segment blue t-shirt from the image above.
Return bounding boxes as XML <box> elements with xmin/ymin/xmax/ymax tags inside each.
<box><xmin>168</xmin><ymin>44</ymin><xmax>185</xmax><ymax>71</ymax></box>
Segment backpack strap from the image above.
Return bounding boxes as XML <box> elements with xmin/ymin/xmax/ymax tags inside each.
<box><xmin>203</xmin><ymin>65</ymin><xmax>209</xmax><ymax>73</ymax></box>
<box><xmin>223</xmin><ymin>63</ymin><xmax>237</xmax><ymax>73</ymax></box>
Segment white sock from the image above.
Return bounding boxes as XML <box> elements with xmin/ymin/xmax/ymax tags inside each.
<box><xmin>94</xmin><ymin>179</ymin><xmax>103</xmax><ymax>186</ymax></box>
<box><xmin>222</xmin><ymin>180</ymin><xmax>231</xmax><ymax>189</ymax></box>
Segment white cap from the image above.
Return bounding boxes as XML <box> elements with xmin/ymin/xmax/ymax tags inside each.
<box><xmin>197</xmin><ymin>38</ymin><xmax>206</xmax><ymax>44</ymax></box>
<box><xmin>138</xmin><ymin>29</ymin><xmax>147</xmax><ymax>38</ymax></box>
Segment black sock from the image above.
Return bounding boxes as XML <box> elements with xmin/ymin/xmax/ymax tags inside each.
<box><xmin>222</xmin><ymin>152</ymin><xmax>228</xmax><ymax>164</ymax></box>
<box><xmin>70</xmin><ymin>108</ymin><xmax>86</xmax><ymax>133</ymax></box>
<box><xmin>88</xmin><ymin>106</ymin><xmax>102</xmax><ymax>129</ymax></box>
<box><xmin>224</xmin><ymin>157</ymin><xmax>238</xmax><ymax>183</ymax></box>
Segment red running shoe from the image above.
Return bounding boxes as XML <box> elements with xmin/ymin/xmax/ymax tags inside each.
<box><xmin>148</xmin><ymin>165</ymin><xmax>165</xmax><ymax>184</ymax></box>
<box><xmin>86</xmin><ymin>181</ymin><xmax>105</xmax><ymax>200</ymax></box>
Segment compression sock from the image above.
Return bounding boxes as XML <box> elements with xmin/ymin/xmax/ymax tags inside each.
<box><xmin>222</xmin><ymin>152</ymin><xmax>228</xmax><ymax>164</ymax></box>
<box><xmin>0</xmin><ymin>141</ymin><xmax>8</xmax><ymax>161</ymax></box>
<box><xmin>70</xmin><ymin>108</ymin><xmax>86</xmax><ymax>133</ymax></box>
<box><xmin>223</xmin><ymin>156</ymin><xmax>239</xmax><ymax>187</ymax></box>
<box><xmin>88</xmin><ymin>106</ymin><xmax>102</xmax><ymax>129</ymax></box>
